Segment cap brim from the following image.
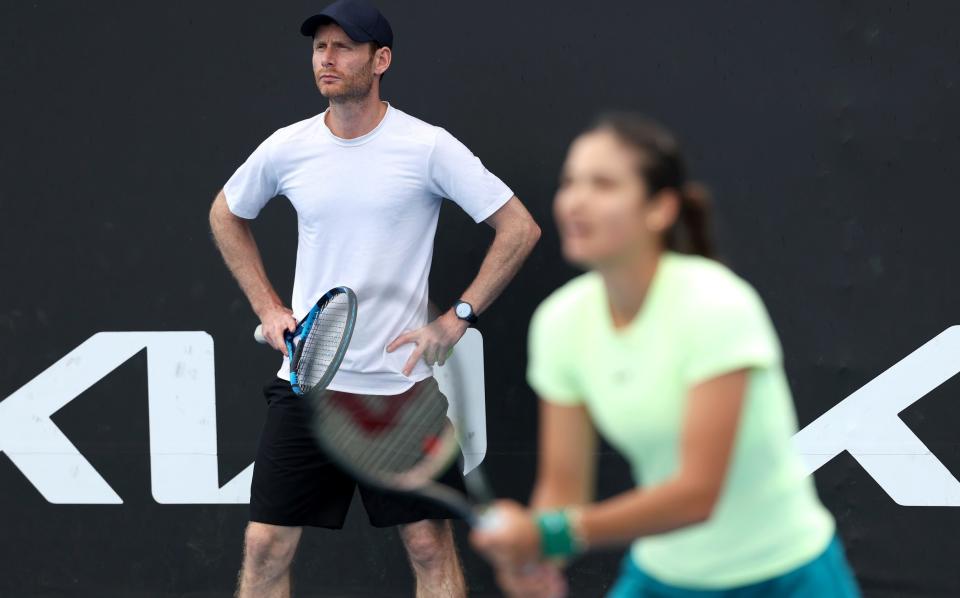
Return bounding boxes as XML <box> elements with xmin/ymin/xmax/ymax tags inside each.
<box><xmin>300</xmin><ymin>13</ymin><xmax>373</xmax><ymax>42</ymax></box>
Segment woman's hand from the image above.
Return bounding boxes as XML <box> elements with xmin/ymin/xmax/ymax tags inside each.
<box><xmin>470</xmin><ymin>500</ymin><xmax>542</xmax><ymax>569</ymax></box>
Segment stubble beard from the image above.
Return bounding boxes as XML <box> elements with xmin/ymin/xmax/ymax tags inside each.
<box><xmin>319</xmin><ymin>58</ymin><xmax>376</xmax><ymax>104</ymax></box>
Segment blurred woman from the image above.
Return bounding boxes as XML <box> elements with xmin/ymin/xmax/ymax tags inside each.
<box><xmin>471</xmin><ymin>114</ymin><xmax>860</xmax><ymax>597</ymax></box>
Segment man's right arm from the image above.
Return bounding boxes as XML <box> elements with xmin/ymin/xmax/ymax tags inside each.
<box><xmin>209</xmin><ymin>190</ymin><xmax>295</xmax><ymax>354</ymax></box>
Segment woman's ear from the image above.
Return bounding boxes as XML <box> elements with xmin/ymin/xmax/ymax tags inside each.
<box><xmin>645</xmin><ymin>189</ymin><xmax>681</xmax><ymax>233</ymax></box>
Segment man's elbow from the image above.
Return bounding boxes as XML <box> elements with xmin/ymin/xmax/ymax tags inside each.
<box><xmin>514</xmin><ymin>209</ymin><xmax>541</xmax><ymax>254</ymax></box>
<box><xmin>526</xmin><ymin>217</ymin><xmax>542</xmax><ymax>251</ymax></box>
<box><xmin>490</xmin><ymin>198</ymin><xmax>541</xmax><ymax>250</ymax></box>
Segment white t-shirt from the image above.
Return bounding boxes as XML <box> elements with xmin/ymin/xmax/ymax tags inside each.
<box><xmin>223</xmin><ymin>104</ymin><xmax>513</xmax><ymax>394</ymax></box>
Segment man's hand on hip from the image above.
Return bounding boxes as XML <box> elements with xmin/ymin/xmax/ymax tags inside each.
<box><xmin>386</xmin><ymin>310</ymin><xmax>470</xmax><ymax>376</ymax></box>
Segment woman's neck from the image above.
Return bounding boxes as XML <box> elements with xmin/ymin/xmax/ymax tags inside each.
<box><xmin>600</xmin><ymin>249</ymin><xmax>663</xmax><ymax>329</ymax></box>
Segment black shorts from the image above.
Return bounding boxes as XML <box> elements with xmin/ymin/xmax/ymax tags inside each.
<box><xmin>250</xmin><ymin>377</ymin><xmax>467</xmax><ymax>529</ymax></box>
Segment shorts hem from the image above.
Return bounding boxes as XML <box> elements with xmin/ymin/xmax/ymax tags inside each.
<box><xmin>249</xmin><ymin>509</ymin><xmax>345</xmax><ymax>530</ymax></box>
<box><xmin>367</xmin><ymin>511</ymin><xmax>463</xmax><ymax>529</ymax></box>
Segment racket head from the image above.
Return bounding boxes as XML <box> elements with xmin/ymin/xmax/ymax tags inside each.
<box><xmin>304</xmin><ymin>299</ymin><xmax>495</xmax><ymax>526</ymax></box>
<box><xmin>288</xmin><ymin>286</ymin><xmax>358</xmax><ymax>395</ymax></box>
<box><xmin>308</xmin><ymin>377</ymin><xmax>463</xmax><ymax>490</ymax></box>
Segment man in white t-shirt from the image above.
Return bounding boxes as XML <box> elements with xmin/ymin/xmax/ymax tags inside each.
<box><xmin>208</xmin><ymin>1</ymin><xmax>540</xmax><ymax>596</ymax></box>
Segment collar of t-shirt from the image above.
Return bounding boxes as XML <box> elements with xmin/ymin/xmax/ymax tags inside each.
<box><xmin>319</xmin><ymin>101</ymin><xmax>394</xmax><ymax>147</ymax></box>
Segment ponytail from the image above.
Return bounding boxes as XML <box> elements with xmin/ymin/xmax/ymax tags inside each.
<box><xmin>669</xmin><ymin>182</ymin><xmax>714</xmax><ymax>258</ymax></box>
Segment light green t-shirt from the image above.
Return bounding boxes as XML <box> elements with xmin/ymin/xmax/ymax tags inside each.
<box><xmin>527</xmin><ymin>252</ymin><xmax>834</xmax><ymax>589</ymax></box>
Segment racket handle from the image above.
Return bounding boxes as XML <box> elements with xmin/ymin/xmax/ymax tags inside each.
<box><xmin>474</xmin><ymin>507</ymin><xmax>504</xmax><ymax>531</ymax></box>
<box><xmin>253</xmin><ymin>325</ymin><xmax>267</xmax><ymax>344</ymax></box>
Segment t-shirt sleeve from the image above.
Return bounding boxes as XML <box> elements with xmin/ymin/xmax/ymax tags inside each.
<box><xmin>526</xmin><ymin>301</ymin><xmax>584</xmax><ymax>405</ymax></box>
<box><xmin>222</xmin><ymin>134</ymin><xmax>281</xmax><ymax>219</ymax></box>
<box><xmin>428</xmin><ymin>128</ymin><xmax>514</xmax><ymax>223</ymax></box>
<box><xmin>682</xmin><ymin>282</ymin><xmax>781</xmax><ymax>387</ymax></box>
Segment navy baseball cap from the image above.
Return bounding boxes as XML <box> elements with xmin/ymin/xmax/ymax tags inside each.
<box><xmin>300</xmin><ymin>0</ymin><xmax>394</xmax><ymax>48</ymax></box>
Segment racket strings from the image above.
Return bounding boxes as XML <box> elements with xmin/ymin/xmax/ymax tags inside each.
<box><xmin>295</xmin><ymin>296</ymin><xmax>351</xmax><ymax>391</ymax></box>
<box><xmin>326</xmin><ymin>391</ymin><xmax>441</xmax><ymax>472</ymax></box>
<box><xmin>353</xmin><ymin>393</ymin><xmax>450</xmax><ymax>476</ymax></box>
<box><xmin>315</xmin><ymin>385</ymin><xmax>457</xmax><ymax>485</ymax></box>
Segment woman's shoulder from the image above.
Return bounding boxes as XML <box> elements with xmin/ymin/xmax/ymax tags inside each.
<box><xmin>665</xmin><ymin>253</ymin><xmax>766</xmax><ymax>314</ymax></box>
<box><xmin>533</xmin><ymin>271</ymin><xmax>604</xmax><ymax>321</ymax></box>
<box><xmin>529</xmin><ymin>272</ymin><xmax>607</xmax><ymax>342</ymax></box>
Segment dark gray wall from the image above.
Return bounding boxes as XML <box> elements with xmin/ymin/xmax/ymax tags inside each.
<box><xmin>2</xmin><ymin>1</ymin><xmax>960</xmax><ymax>596</ymax></box>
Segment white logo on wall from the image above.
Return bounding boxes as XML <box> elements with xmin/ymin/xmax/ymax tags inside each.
<box><xmin>794</xmin><ymin>325</ymin><xmax>960</xmax><ymax>506</ymax></box>
<box><xmin>1</xmin><ymin>327</ymin><xmax>958</xmax><ymax>505</ymax></box>
<box><xmin>0</xmin><ymin>330</ymin><xmax>486</xmax><ymax>505</ymax></box>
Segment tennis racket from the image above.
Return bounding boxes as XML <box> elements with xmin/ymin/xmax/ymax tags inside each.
<box><xmin>305</xmin><ymin>327</ymin><xmax>500</xmax><ymax>529</ymax></box>
<box><xmin>254</xmin><ymin>285</ymin><xmax>358</xmax><ymax>396</ymax></box>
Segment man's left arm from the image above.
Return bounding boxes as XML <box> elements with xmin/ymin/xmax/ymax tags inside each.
<box><xmin>387</xmin><ymin>196</ymin><xmax>540</xmax><ymax>376</ymax></box>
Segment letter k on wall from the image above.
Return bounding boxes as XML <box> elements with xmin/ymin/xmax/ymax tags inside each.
<box><xmin>795</xmin><ymin>326</ymin><xmax>960</xmax><ymax>506</ymax></box>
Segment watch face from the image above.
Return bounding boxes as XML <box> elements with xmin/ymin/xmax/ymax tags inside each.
<box><xmin>455</xmin><ymin>302</ymin><xmax>471</xmax><ymax>318</ymax></box>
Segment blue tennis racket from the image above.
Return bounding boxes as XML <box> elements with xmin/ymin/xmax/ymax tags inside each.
<box><xmin>254</xmin><ymin>286</ymin><xmax>358</xmax><ymax>395</ymax></box>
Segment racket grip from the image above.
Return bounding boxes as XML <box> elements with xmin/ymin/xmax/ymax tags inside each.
<box><xmin>475</xmin><ymin>507</ymin><xmax>504</xmax><ymax>531</ymax></box>
<box><xmin>253</xmin><ymin>325</ymin><xmax>267</xmax><ymax>344</ymax></box>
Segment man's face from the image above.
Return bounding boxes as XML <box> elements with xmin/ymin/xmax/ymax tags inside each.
<box><xmin>312</xmin><ymin>23</ymin><xmax>378</xmax><ymax>101</ymax></box>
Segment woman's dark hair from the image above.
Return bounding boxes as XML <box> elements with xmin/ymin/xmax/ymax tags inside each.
<box><xmin>588</xmin><ymin>113</ymin><xmax>715</xmax><ymax>259</ymax></box>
